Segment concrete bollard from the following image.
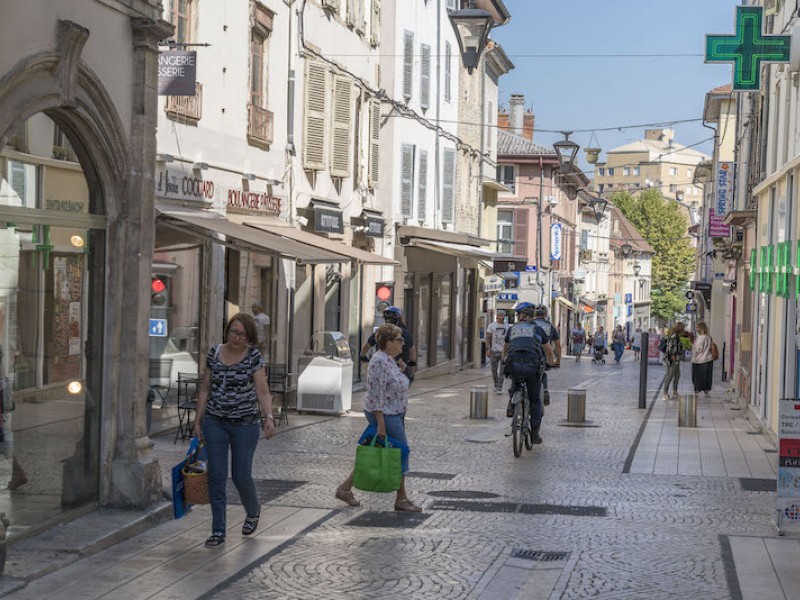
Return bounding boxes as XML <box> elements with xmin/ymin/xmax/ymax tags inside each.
<box><xmin>567</xmin><ymin>389</ymin><xmax>586</xmax><ymax>423</ymax></box>
<box><xmin>469</xmin><ymin>385</ymin><xmax>489</xmax><ymax>419</ymax></box>
<box><xmin>678</xmin><ymin>393</ymin><xmax>697</xmax><ymax>427</ymax></box>
<box><xmin>0</xmin><ymin>512</ymin><xmax>8</xmax><ymax>578</ymax></box>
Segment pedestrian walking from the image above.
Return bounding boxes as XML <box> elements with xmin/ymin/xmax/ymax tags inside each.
<box><xmin>485</xmin><ymin>310</ymin><xmax>509</xmax><ymax>392</ymax></box>
<box><xmin>592</xmin><ymin>326</ymin><xmax>607</xmax><ymax>363</ymax></box>
<box><xmin>337</xmin><ymin>323</ymin><xmax>421</xmax><ymax>512</ymax></box>
<box><xmin>661</xmin><ymin>322</ymin><xmax>686</xmax><ymax>399</ymax></box>
<box><xmin>571</xmin><ymin>323</ymin><xmax>586</xmax><ymax>362</ymax></box>
<box><xmin>193</xmin><ymin>313</ymin><xmax>276</xmax><ymax>548</ymax></box>
<box><xmin>612</xmin><ymin>326</ymin><xmax>626</xmax><ymax>363</ymax></box>
<box><xmin>691</xmin><ymin>322</ymin><xmax>714</xmax><ymax>397</ymax></box>
<box><xmin>631</xmin><ymin>327</ymin><xmax>642</xmax><ymax>362</ymax></box>
<box><xmin>250</xmin><ymin>302</ymin><xmax>270</xmax><ymax>363</ymax></box>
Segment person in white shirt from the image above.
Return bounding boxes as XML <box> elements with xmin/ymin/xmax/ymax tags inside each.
<box><xmin>251</xmin><ymin>302</ymin><xmax>270</xmax><ymax>363</ymax></box>
<box><xmin>485</xmin><ymin>310</ymin><xmax>509</xmax><ymax>393</ymax></box>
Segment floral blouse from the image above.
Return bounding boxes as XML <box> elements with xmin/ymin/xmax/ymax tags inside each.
<box><xmin>362</xmin><ymin>350</ymin><xmax>409</xmax><ymax>415</ymax></box>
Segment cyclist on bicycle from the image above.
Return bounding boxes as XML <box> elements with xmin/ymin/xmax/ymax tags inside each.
<box><xmin>533</xmin><ymin>304</ymin><xmax>560</xmax><ymax>406</ymax></box>
<box><xmin>502</xmin><ymin>302</ymin><xmax>555</xmax><ymax>444</ymax></box>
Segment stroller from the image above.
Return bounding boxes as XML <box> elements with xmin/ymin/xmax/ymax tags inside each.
<box><xmin>591</xmin><ymin>345</ymin><xmax>606</xmax><ymax>364</ymax></box>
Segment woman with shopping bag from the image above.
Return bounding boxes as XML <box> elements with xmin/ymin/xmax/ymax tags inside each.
<box><xmin>335</xmin><ymin>323</ymin><xmax>421</xmax><ymax>512</ymax></box>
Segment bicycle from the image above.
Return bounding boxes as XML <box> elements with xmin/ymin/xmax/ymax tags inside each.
<box><xmin>509</xmin><ymin>379</ymin><xmax>534</xmax><ymax>457</ymax></box>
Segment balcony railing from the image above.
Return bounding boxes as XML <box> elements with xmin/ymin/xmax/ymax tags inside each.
<box><xmin>247</xmin><ymin>103</ymin><xmax>274</xmax><ymax>149</ymax></box>
<box><xmin>165</xmin><ymin>82</ymin><xmax>203</xmax><ymax>124</ymax></box>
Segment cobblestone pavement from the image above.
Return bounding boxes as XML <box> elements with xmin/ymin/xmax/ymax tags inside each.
<box><xmin>202</xmin><ymin>357</ymin><xmax>777</xmax><ymax>599</ymax></box>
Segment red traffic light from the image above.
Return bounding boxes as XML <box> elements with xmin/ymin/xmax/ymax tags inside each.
<box><xmin>151</xmin><ymin>278</ymin><xmax>166</xmax><ymax>293</ymax></box>
<box><xmin>376</xmin><ymin>285</ymin><xmax>392</xmax><ymax>301</ymax></box>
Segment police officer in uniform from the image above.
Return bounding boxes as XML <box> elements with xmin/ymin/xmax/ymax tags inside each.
<box><xmin>533</xmin><ymin>304</ymin><xmax>560</xmax><ymax>406</ymax></box>
<box><xmin>502</xmin><ymin>302</ymin><xmax>555</xmax><ymax>445</ymax></box>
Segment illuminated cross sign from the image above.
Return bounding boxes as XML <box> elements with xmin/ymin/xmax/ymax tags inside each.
<box><xmin>706</xmin><ymin>6</ymin><xmax>790</xmax><ymax>92</ymax></box>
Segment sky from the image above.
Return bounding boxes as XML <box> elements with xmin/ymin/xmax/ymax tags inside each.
<box><xmin>491</xmin><ymin>0</ymin><xmax>741</xmax><ymax>175</ymax></box>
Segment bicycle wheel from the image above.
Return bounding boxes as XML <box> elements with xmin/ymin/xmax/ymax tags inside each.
<box><xmin>512</xmin><ymin>392</ymin><xmax>523</xmax><ymax>457</ymax></box>
<box><xmin>523</xmin><ymin>397</ymin><xmax>534</xmax><ymax>450</ymax></box>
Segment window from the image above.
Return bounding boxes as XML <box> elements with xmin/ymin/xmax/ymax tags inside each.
<box><xmin>607</xmin><ymin>183</ymin><xmax>614</xmax><ymax>189</ymax></box>
<box><xmin>302</xmin><ymin>61</ymin><xmax>328</xmax><ymax>170</ymax></box>
<box><xmin>669</xmin><ymin>184</ymin><xmax>678</xmax><ymax>193</ymax></box>
<box><xmin>446</xmin><ymin>0</ymin><xmax>458</xmax><ymax>9</ymax></box>
<box><xmin>580</xmin><ymin>229</ymin><xmax>589</xmax><ymax>250</ymax></box>
<box><xmin>669</xmin><ymin>167</ymin><xmax>678</xmax><ymax>176</ymax></box>
<box><xmin>370</xmin><ymin>0</ymin><xmax>381</xmax><ymax>46</ymax></box>
<box><xmin>607</xmin><ymin>167</ymin><xmax>614</xmax><ymax>176</ymax></box>
<box><xmin>168</xmin><ymin>0</ymin><xmax>194</xmax><ymax>44</ymax></box>
<box><xmin>368</xmin><ymin>98</ymin><xmax>381</xmax><ymax>188</ymax></box>
<box><xmin>598</xmin><ymin>167</ymin><xmax>605</xmax><ymax>176</ymax></box>
<box><xmin>444</xmin><ymin>41</ymin><xmax>452</xmax><ymax>103</ymax></box>
<box><xmin>496</xmin><ymin>164</ymin><xmax>515</xmax><ymax>192</ymax></box>
<box><xmin>403</xmin><ymin>30</ymin><xmax>414</xmax><ymax>101</ymax></box>
<box><xmin>497</xmin><ymin>209</ymin><xmax>513</xmax><ymax>254</ymax></box>
<box><xmin>250</xmin><ymin>35</ymin><xmax>266</xmax><ymax>107</ymax></box>
<box><xmin>417</xmin><ymin>150</ymin><xmax>428</xmax><ymax>221</ymax></box>
<box><xmin>687</xmin><ymin>168</ymin><xmax>693</xmax><ymax>178</ymax></box>
<box><xmin>633</xmin><ymin>166</ymin><xmax>640</xmax><ymax>176</ymax></box>
<box><xmin>420</xmin><ymin>44</ymin><xmax>431</xmax><ymax>110</ymax></box>
<box><xmin>442</xmin><ymin>148</ymin><xmax>456</xmax><ymax>223</ymax></box>
<box><xmin>401</xmin><ymin>144</ymin><xmax>415</xmax><ymax>218</ymax></box>
<box><xmin>597</xmin><ymin>183</ymin><xmax>604</xmax><ymax>192</ymax></box>
<box><xmin>623</xmin><ymin>167</ymin><xmax>630</xmax><ymax>176</ymax></box>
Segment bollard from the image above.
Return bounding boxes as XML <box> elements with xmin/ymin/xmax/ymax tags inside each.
<box><xmin>638</xmin><ymin>332</ymin><xmax>649</xmax><ymax>409</ymax></box>
<box><xmin>567</xmin><ymin>389</ymin><xmax>586</xmax><ymax>423</ymax></box>
<box><xmin>0</xmin><ymin>512</ymin><xmax>7</xmax><ymax>578</ymax></box>
<box><xmin>469</xmin><ymin>385</ymin><xmax>489</xmax><ymax>419</ymax></box>
<box><xmin>678</xmin><ymin>393</ymin><xmax>697</xmax><ymax>427</ymax></box>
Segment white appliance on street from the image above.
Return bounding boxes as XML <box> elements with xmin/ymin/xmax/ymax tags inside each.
<box><xmin>296</xmin><ymin>331</ymin><xmax>353</xmax><ymax>414</ymax></box>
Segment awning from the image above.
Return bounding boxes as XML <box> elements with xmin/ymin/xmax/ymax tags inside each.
<box><xmin>410</xmin><ymin>239</ymin><xmax>499</xmax><ymax>260</ymax></box>
<box><xmin>556</xmin><ymin>296</ymin><xmax>580</xmax><ymax>312</ymax></box>
<box><xmin>157</xmin><ymin>211</ymin><xmax>346</xmax><ymax>264</ymax></box>
<box><xmin>246</xmin><ymin>223</ymin><xmax>397</xmax><ymax>265</ymax></box>
<box><xmin>722</xmin><ymin>209</ymin><xmax>757</xmax><ymax>226</ymax></box>
<box><xmin>482</xmin><ymin>177</ymin><xmax>513</xmax><ymax>193</ymax></box>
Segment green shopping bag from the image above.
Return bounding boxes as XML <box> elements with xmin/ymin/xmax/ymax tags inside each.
<box><xmin>352</xmin><ymin>435</ymin><xmax>402</xmax><ymax>492</ymax></box>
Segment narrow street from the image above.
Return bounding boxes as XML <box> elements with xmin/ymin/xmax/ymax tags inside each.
<box><xmin>7</xmin><ymin>354</ymin><xmax>786</xmax><ymax>600</ymax></box>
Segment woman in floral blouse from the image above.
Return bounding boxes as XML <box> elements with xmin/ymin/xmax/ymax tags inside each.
<box><xmin>335</xmin><ymin>323</ymin><xmax>421</xmax><ymax>512</ymax></box>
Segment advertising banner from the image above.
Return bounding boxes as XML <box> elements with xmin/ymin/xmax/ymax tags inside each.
<box><xmin>708</xmin><ymin>208</ymin><xmax>731</xmax><ymax>238</ymax></box>
<box><xmin>715</xmin><ymin>162</ymin><xmax>734</xmax><ymax>218</ymax></box>
<box><xmin>777</xmin><ymin>399</ymin><xmax>800</xmax><ymax>532</ymax></box>
<box><xmin>648</xmin><ymin>334</ymin><xmax>662</xmax><ymax>364</ymax></box>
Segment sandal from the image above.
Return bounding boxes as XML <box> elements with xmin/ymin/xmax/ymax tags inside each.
<box><xmin>335</xmin><ymin>485</ymin><xmax>361</xmax><ymax>507</ymax></box>
<box><xmin>394</xmin><ymin>498</ymin><xmax>422</xmax><ymax>513</ymax></box>
<box><xmin>242</xmin><ymin>514</ymin><xmax>260</xmax><ymax>536</ymax></box>
<box><xmin>204</xmin><ymin>533</ymin><xmax>225</xmax><ymax>547</ymax></box>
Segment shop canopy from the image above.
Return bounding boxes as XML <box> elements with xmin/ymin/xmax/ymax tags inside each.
<box><xmin>556</xmin><ymin>296</ymin><xmax>580</xmax><ymax>312</ymax></box>
<box><xmin>156</xmin><ymin>210</ymin><xmax>346</xmax><ymax>264</ymax></box>
<box><xmin>407</xmin><ymin>239</ymin><xmax>499</xmax><ymax>260</ymax></box>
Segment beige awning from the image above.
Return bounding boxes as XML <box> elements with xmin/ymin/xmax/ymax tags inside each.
<box><xmin>556</xmin><ymin>296</ymin><xmax>580</xmax><ymax>312</ymax></box>
<box><xmin>482</xmin><ymin>177</ymin><xmax>513</xmax><ymax>193</ymax></box>
<box><xmin>410</xmin><ymin>239</ymin><xmax>499</xmax><ymax>260</ymax></box>
<box><xmin>246</xmin><ymin>222</ymin><xmax>397</xmax><ymax>265</ymax></box>
<box><xmin>157</xmin><ymin>211</ymin><xmax>346</xmax><ymax>264</ymax></box>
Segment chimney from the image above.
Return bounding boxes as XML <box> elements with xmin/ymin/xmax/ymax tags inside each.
<box><xmin>509</xmin><ymin>94</ymin><xmax>525</xmax><ymax>137</ymax></box>
<box><xmin>497</xmin><ymin>108</ymin><xmax>509</xmax><ymax>133</ymax></box>
<box><xmin>522</xmin><ymin>111</ymin><xmax>534</xmax><ymax>141</ymax></box>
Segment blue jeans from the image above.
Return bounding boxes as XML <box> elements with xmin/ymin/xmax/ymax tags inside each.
<box><xmin>364</xmin><ymin>411</ymin><xmax>409</xmax><ymax>473</ymax></box>
<box><xmin>202</xmin><ymin>416</ymin><xmax>261</xmax><ymax>536</ymax></box>
<box><xmin>613</xmin><ymin>342</ymin><xmax>624</xmax><ymax>362</ymax></box>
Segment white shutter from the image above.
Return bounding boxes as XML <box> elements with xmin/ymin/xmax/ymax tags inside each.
<box><xmin>357</xmin><ymin>0</ymin><xmax>366</xmax><ymax>33</ymax></box>
<box><xmin>417</xmin><ymin>150</ymin><xmax>428</xmax><ymax>221</ymax></box>
<box><xmin>442</xmin><ymin>148</ymin><xmax>456</xmax><ymax>224</ymax></box>
<box><xmin>403</xmin><ymin>30</ymin><xmax>414</xmax><ymax>101</ymax></box>
<box><xmin>322</xmin><ymin>0</ymin><xmax>340</xmax><ymax>10</ymax></box>
<box><xmin>401</xmin><ymin>144</ymin><xmax>414</xmax><ymax>218</ymax></box>
<box><xmin>303</xmin><ymin>61</ymin><xmax>328</xmax><ymax>170</ymax></box>
<box><xmin>444</xmin><ymin>41</ymin><xmax>452</xmax><ymax>103</ymax></box>
<box><xmin>347</xmin><ymin>0</ymin><xmax>357</xmax><ymax>26</ymax></box>
<box><xmin>420</xmin><ymin>44</ymin><xmax>431</xmax><ymax>110</ymax></box>
<box><xmin>368</xmin><ymin>98</ymin><xmax>381</xmax><ymax>187</ymax></box>
<box><xmin>370</xmin><ymin>0</ymin><xmax>381</xmax><ymax>46</ymax></box>
<box><xmin>330</xmin><ymin>75</ymin><xmax>353</xmax><ymax>178</ymax></box>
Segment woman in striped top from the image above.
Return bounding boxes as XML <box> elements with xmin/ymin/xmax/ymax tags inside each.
<box><xmin>194</xmin><ymin>313</ymin><xmax>276</xmax><ymax>548</ymax></box>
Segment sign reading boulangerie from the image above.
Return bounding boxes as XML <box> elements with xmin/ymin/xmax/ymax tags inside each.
<box><xmin>158</xmin><ymin>51</ymin><xmax>197</xmax><ymax>96</ymax></box>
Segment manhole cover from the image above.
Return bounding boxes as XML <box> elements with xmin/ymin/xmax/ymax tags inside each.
<box><xmin>406</xmin><ymin>472</ymin><xmax>457</xmax><ymax>480</ymax></box>
<box><xmin>226</xmin><ymin>479</ymin><xmax>305</xmax><ymax>505</ymax></box>
<box><xmin>510</xmin><ymin>549</ymin><xmax>571</xmax><ymax>562</ymax></box>
<box><xmin>428</xmin><ymin>490</ymin><xmax>500</xmax><ymax>499</ymax></box>
<box><xmin>519</xmin><ymin>503</ymin><xmax>607</xmax><ymax>517</ymax></box>
<box><xmin>739</xmin><ymin>478</ymin><xmax>776</xmax><ymax>492</ymax></box>
<box><xmin>431</xmin><ymin>500</ymin><xmax>519</xmax><ymax>513</ymax></box>
<box><xmin>346</xmin><ymin>511</ymin><xmax>431</xmax><ymax>529</ymax></box>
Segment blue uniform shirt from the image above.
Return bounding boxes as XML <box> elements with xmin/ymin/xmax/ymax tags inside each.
<box><xmin>505</xmin><ymin>320</ymin><xmax>548</xmax><ymax>361</ymax></box>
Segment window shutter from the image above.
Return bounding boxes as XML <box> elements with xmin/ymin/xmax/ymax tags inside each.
<box><xmin>442</xmin><ymin>148</ymin><xmax>456</xmax><ymax>224</ymax></box>
<box><xmin>370</xmin><ymin>0</ymin><xmax>381</xmax><ymax>46</ymax></box>
<box><xmin>417</xmin><ymin>150</ymin><xmax>428</xmax><ymax>221</ymax></box>
<box><xmin>303</xmin><ymin>61</ymin><xmax>328</xmax><ymax>170</ymax></box>
<box><xmin>403</xmin><ymin>30</ymin><xmax>414</xmax><ymax>101</ymax></box>
<box><xmin>347</xmin><ymin>0</ymin><xmax>357</xmax><ymax>26</ymax></box>
<box><xmin>368</xmin><ymin>98</ymin><xmax>381</xmax><ymax>187</ymax></box>
<box><xmin>420</xmin><ymin>44</ymin><xmax>431</xmax><ymax>110</ymax></box>
<box><xmin>357</xmin><ymin>0</ymin><xmax>366</xmax><ymax>33</ymax></box>
<box><xmin>330</xmin><ymin>75</ymin><xmax>353</xmax><ymax>178</ymax></box>
<box><xmin>444</xmin><ymin>41</ymin><xmax>451</xmax><ymax>102</ymax></box>
<box><xmin>322</xmin><ymin>0</ymin><xmax>340</xmax><ymax>10</ymax></box>
<box><xmin>514</xmin><ymin>208</ymin><xmax>529</xmax><ymax>257</ymax></box>
<box><xmin>401</xmin><ymin>144</ymin><xmax>415</xmax><ymax>218</ymax></box>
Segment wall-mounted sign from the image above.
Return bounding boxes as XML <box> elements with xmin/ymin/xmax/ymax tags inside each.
<box><xmin>706</xmin><ymin>6</ymin><xmax>790</xmax><ymax>92</ymax></box>
<box><xmin>716</xmin><ymin>162</ymin><xmax>734</xmax><ymax>218</ymax></box>
<box><xmin>366</xmin><ymin>217</ymin><xmax>384</xmax><ymax>237</ymax></box>
<box><xmin>778</xmin><ymin>399</ymin><xmax>800</xmax><ymax>532</ymax></box>
<box><xmin>709</xmin><ymin>208</ymin><xmax>731</xmax><ymax>238</ymax></box>
<box><xmin>686</xmin><ymin>302</ymin><xmax>697</xmax><ymax>313</ymax></box>
<box><xmin>156</xmin><ymin>166</ymin><xmax>214</xmax><ymax>204</ymax></box>
<box><xmin>494</xmin><ymin>258</ymin><xmax>527</xmax><ymax>273</ymax></box>
<box><xmin>497</xmin><ymin>292</ymin><xmax>518</xmax><ymax>302</ymax></box>
<box><xmin>550</xmin><ymin>223</ymin><xmax>563</xmax><ymax>261</ymax></box>
<box><xmin>158</xmin><ymin>51</ymin><xmax>197</xmax><ymax>96</ymax></box>
<box><xmin>227</xmin><ymin>189</ymin><xmax>281</xmax><ymax>214</ymax></box>
<box><xmin>625</xmin><ymin>293</ymin><xmax>633</xmax><ymax>304</ymax></box>
<box><xmin>314</xmin><ymin>206</ymin><xmax>344</xmax><ymax>234</ymax></box>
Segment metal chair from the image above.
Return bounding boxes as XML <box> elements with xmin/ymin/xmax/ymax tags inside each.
<box><xmin>174</xmin><ymin>371</ymin><xmax>200</xmax><ymax>444</ymax></box>
<box><xmin>266</xmin><ymin>363</ymin><xmax>294</xmax><ymax>426</ymax></box>
<box><xmin>148</xmin><ymin>358</ymin><xmax>174</xmax><ymax>405</ymax></box>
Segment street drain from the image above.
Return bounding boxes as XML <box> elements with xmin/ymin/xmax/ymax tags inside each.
<box><xmin>431</xmin><ymin>500</ymin><xmax>519</xmax><ymax>513</ymax></box>
<box><xmin>406</xmin><ymin>472</ymin><xmax>457</xmax><ymax>480</ymax></box>
<box><xmin>519</xmin><ymin>503</ymin><xmax>607</xmax><ymax>517</ymax></box>
<box><xmin>428</xmin><ymin>490</ymin><xmax>500</xmax><ymax>499</ymax></box>
<box><xmin>739</xmin><ymin>478</ymin><xmax>776</xmax><ymax>492</ymax></box>
<box><xmin>226</xmin><ymin>479</ymin><xmax>305</xmax><ymax>505</ymax></box>
<box><xmin>345</xmin><ymin>511</ymin><xmax>431</xmax><ymax>529</ymax></box>
<box><xmin>511</xmin><ymin>549</ymin><xmax>571</xmax><ymax>562</ymax></box>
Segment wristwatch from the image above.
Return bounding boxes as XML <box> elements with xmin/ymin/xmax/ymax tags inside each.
<box><xmin>407</xmin><ymin>361</ymin><xmax>417</xmax><ymax>367</ymax></box>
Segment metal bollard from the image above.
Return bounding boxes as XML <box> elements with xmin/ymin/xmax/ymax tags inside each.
<box><xmin>678</xmin><ymin>393</ymin><xmax>697</xmax><ymax>427</ymax></box>
<box><xmin>567</xmin><ymin>389</ymin><xmax>586</xmax><ymax>423</ymax></box>
<box><xmin>469</xmin><ymin>385</ymin><xmax>489</xmax><ymax>419</ymax></box>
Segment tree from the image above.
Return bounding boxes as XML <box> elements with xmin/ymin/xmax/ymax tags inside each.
<box><xmin>612</xmin><ymin>190</ymin><xmax>695</xmax><ymax>322</ymax></box>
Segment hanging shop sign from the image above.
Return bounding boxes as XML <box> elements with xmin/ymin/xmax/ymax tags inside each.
<box><xmin>494</xmin><ymin>258</ymin><xmax>527</xmax><ymax>273</ymax></box>
<box><xmin>550</xmin><ymin>223</ymin><xmax>563</xmax><ymax>261</ymax></box>
<box><xmin>705</xmin><ymin>6</ymin><xmax>790</xmax><ymax>92</ymax></box>
<box><xmin>366</xmin><ymin>216</ymin><xmax>384</xmax><ymax>237</ymax></box>
<box><xmin>158</xmin><ymin>51</ymin><xmax>197</xmax><ymax>96</ymax></box>
<box><xmin>314</xmin><ymin>206</ymin><xmax>344</xmax><ymax>234</ymax></box>
<box><xmin>709</xmin><ymin>208</ymin><xmax>731</xmax><ymax>238</ymax></box>
<box><xmin>716</xmin><ymin>162</ymin><xmax>734</xmax><ymax>218</ymax></box>
<box><xmin>777</xmin><ymin>399</ymin><xmax>800</xmax><ymax>532</ymax></box>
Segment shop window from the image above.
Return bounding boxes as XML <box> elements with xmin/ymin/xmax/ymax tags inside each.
<box><xmin>417</xmin><ymin>273</ymin><xmax>431</xmax><ymax>368</ymax></box>
<box><xmin>436</xmin><ymin>273</ymin><xmax>452</xmax><ymax>363</ymax></box>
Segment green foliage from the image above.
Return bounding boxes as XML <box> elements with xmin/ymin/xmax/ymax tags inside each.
<box><xmin>612</xmin><ymin>190</ymin><xmax>695</xmax><ymax>321</ymax></box>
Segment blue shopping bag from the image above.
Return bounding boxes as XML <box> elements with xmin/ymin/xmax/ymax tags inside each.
<box><xmin>171</xmin><ymin>437</ymin><xmax>206</xmax><ymax>519</ymax></box>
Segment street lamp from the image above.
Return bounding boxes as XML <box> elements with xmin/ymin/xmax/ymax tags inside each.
<box><xmin>587</xmin><ymin>196</ymin><xmax>608</xmax><ymax>223</ymax></box>
<box><xmin>553</xmin><ymin>132</ymin><xmax>579</xmax><ymax>175</ymax></box>
<box><xmin>621</xmin><ymin>242</ymin><xmax>633</xmax><ymax>257</ymax></box>
<box><xmin>633</xmin><ymin>262</ymin><xmax>642</xmax><ymax>276</ymax></box>
<box><xmin>448</xmin><ymin>0</ymin><xmax>494</xmax><ymax>74</ymax></box>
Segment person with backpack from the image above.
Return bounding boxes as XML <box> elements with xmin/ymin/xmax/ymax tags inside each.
<box><xmin>533</xmin><ymin>304</ymin><xmax>560</xmax><ymax>405</ymax></box>
<box><xmin>661</xmin><ymin>321</ymin><xmax>686</xmax><ymax>399</ymax></box>
<box><xmin>502</xmin><ymin>303</ymin><xmax>555</xmax><ymax>445</ymax></box>
<box><xmin>571</xmin><ymin>323</ymin><xmax>586</xmax><ymax>362</ymax></box>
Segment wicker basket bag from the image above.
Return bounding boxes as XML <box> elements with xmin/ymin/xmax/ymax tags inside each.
<box><xmin>181</xmin><ymin>445</ymin><xmax>209</xmax><ymax>505</ymax></box>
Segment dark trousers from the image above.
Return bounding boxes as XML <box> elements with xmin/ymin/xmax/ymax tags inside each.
<box><xmin>507</xmin><ymin>360</ymin><xmax>544</xmax><ymax>430</ymax></box>
<box><xmin>203</xmin><ymin>416</ymin><xmax>261</xmax><ymax>536</ymax></box>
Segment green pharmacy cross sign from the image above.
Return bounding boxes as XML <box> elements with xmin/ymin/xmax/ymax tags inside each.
<box><xmin>706</xmin><ymin>6</ymin><xmax>790</xmax><ymax>92</ymax></box>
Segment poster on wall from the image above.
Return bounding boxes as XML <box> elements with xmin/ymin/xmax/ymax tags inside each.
<box><xmin>777</xmin><ymin>399</ymin><xmax>800</xmax><ymax>532</ymax></box>
<box><xmin>648</xmin><ymin>334</ymin><xmax>662</xmax><ymax>365</ymax></box>
<box><xmin>49</xmin><ymin>255</ymin><xmax>83</xmax><ymax>383</ymax></box>
<box><xmin>69</xmin><ymin>302</ymin><xmax>81</xmax><ymax>356</ymax></box>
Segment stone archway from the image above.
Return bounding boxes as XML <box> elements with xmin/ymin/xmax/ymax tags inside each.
<box><xmin>0</xmin><ymin>17</ymin><xmax>172</xmax><ymax>508</ymax></box>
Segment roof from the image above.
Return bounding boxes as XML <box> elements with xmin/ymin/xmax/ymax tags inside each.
<box><xmin>610</xmin><ymin>206</ymin><xmax>655</xmax><ymax>255</ymax></box>
<box><xmin>704</xmin><ymin>84</ymin><xmax>735</xmax><ymax>122</ymax></box>
<box><xmin>497</xmin><ymin>129</ymin><xmax>555</xmax><ymax>156</ymax></box>
<box><xmin>709</xmin><ymin>83</ymin><xmax>732</xmax><ymax>94</ymax></box>
<box><xmin>604</xmin><ymin>138</ymin><xmax>709</xmax><ymax>165</ymax></box>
